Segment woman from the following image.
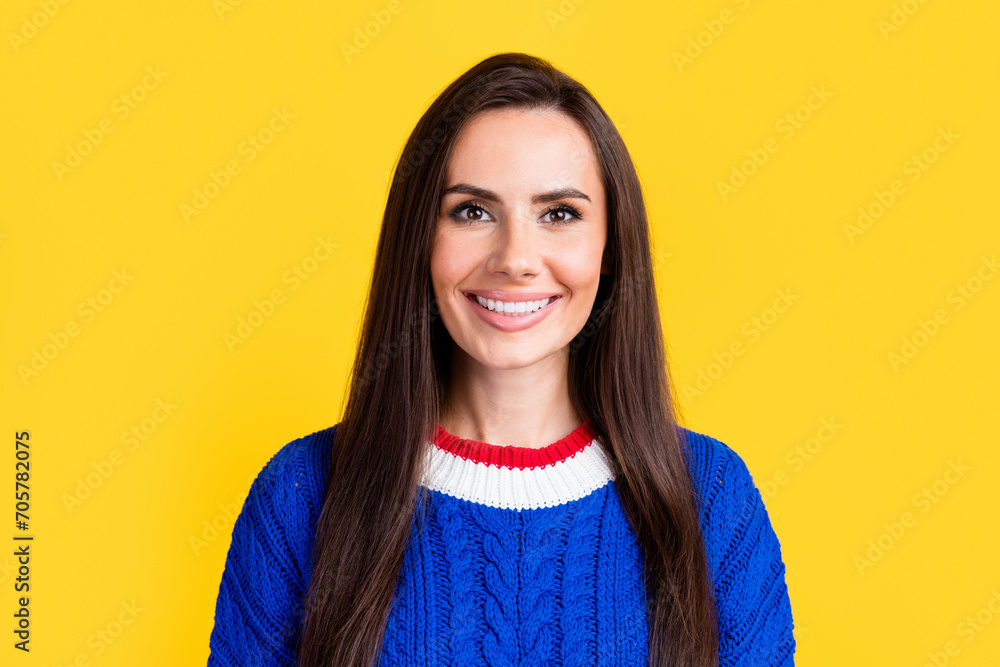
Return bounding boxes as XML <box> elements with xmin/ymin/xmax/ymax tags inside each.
<box><xmin>208</xmin><ymin>52</ymin><xmax>795</xmax><ymax>666</ymax></box>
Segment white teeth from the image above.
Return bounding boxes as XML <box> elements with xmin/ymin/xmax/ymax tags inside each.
<box><xmin>473</xmin><ymin>295</ymin><xmax>552</xmax><ymax>316</ymax></box>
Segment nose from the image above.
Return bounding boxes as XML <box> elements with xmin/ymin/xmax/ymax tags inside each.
<box><xmin>487</xmin><ymin>216</ymin><xmax>542</xmax><ymax>280</ymax></box>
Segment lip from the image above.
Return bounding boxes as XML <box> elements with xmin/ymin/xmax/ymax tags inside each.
<box><xmin>463</xmin><ymin>291</ymin><xmax>561</xmax><ymax>332</ymax></box>
<box><xmin>462</xmin><ymin>290</ymin><xmax>560</xmax><ymax>301</ymax></box>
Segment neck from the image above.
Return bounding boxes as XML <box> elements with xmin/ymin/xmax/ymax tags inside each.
<box><xmin>439</xmin><ymin>344</ymin><xmax>581</xmax><ymax>450</ymax></box>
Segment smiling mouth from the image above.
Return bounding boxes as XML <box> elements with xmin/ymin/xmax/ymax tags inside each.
<box><xmin>463</xmin><ymin>292</ymin><xmax>561</xmax><ymax>317</ymax></box>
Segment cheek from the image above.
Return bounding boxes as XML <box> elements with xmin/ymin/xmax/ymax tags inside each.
<box><xmin>430</xmin><ymin>233</ymin><xmax>472</xmax><ymax>292</ymax></box>
<box><xmin>551</xmin><ymin>238</ymin><xmax>606</xmax><ymax>290</ymax></box>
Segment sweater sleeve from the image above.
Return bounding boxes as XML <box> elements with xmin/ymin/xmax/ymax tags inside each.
<box><xmin>688</xmin><ymin>430</ymin><xmax>797</xmax><ymax>666</ymax></box>
<box><xmin>207</xmin><ymin>435</ymin><xmax>323</xmax><ymax>667</ymax></box>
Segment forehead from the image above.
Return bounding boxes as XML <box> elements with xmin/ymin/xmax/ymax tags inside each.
<box><xmin>445</xmin><ymin>108</ymin><xmax>600</xmax><ymax>191</ymax></box>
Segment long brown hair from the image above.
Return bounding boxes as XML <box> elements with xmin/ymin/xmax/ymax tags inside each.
<box><xmin>295</xmin><ymin>52</ymin><xmax>718</xmax><ymax>666</ymax></box>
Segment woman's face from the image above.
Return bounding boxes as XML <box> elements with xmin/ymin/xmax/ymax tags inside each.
<box><xmin>430</xmin><ymin>107</ymin><xmax>609</xmax><ymax>372</ymax></box>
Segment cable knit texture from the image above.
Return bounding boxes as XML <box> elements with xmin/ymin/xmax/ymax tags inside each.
<box><xmin>207</xmin><ymin>421</ymin><xmax>796</xmax><ymax>666</ymax></box>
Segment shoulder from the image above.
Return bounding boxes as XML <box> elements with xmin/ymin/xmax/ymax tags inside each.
<box><xmin>677</xmin><ymin>425</ymin><xmax>778</xmax><ymax>566</ymax></box>
<box><xmin>208</xmin><ymin>424</ymin><xmax>339</xmax><ymax>663</ymax></box>
<box><xmin>254</xmin><ymin>423</ymin><xmax>336</xmax><ymax>504</ymax></box>
<box><xmin>240</xmin><ymin>423</ymin><xmax>338</xmax><ymax>575</ymax></box>
<box><xmin>678</xmin><ymin>425</ymin><xmax>759</xmax><ymax>519</ymax></box>
<box><xmin>248</xmin><ymin>426</ymin><xmax>337</xmax><ymax>527</ymax></box>
<box><xmin>678</xmin><ymin>426</ymin><xmax>797</xmax><ymax>663</ymax></box>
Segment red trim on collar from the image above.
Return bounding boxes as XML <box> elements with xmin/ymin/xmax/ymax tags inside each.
<box><xmin>432</xmin><ymin>420</ymin><xmax>598</xmax><ymax>470</ymax></box>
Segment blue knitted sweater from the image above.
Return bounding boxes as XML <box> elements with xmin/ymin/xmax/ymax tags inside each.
<box><xmin>207</xmin><ymin>421</ymin><xmax>795</xmax><ymax>666</ymax></box>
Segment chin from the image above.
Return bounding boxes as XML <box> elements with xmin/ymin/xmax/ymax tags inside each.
<box><xmin>471</xmin><ymin>344</ymin><xmax>563</xmax><ymax>370</ymax></box>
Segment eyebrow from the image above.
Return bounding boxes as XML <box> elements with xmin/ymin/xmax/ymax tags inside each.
<box><xmin>441</xmin><ymin>183</ymin><xmax>591</xmax><ymax>205</ymax></box>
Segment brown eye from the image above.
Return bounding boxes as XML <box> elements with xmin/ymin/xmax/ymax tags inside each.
<box><xmin>449</xmin><ymin>201</ymin><xmax>494</xmax><ymax>224</ymax></box>
<box><xmin>541</xmin><ymin>204</ymin><xmax>582</xmax><ymax>226</ymax></box>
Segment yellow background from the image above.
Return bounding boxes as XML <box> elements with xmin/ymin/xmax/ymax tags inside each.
<box><xmin>2</xmin><ymin>0</ymin><xmax>998</xmax><ymax>664</ymax></box>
